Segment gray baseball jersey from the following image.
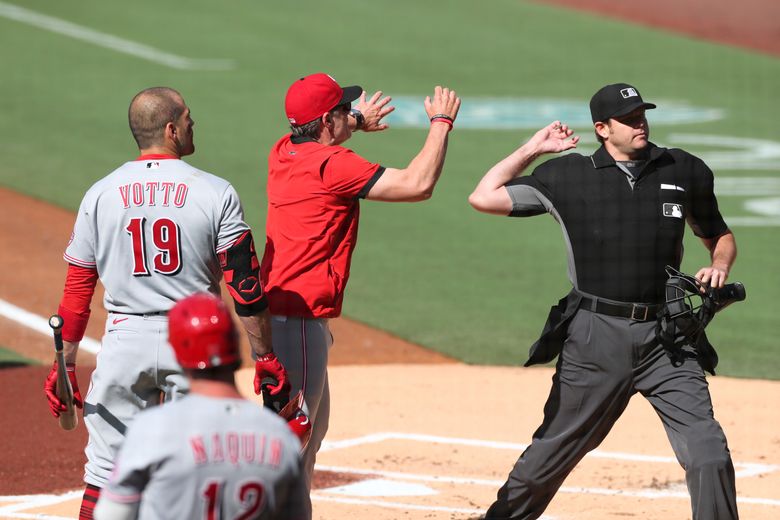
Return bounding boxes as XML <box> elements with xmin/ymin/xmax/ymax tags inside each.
<box><xmin>99</xmin><ymin>394</ymin><xmax>306</xmax><ymax>519</ymax></box>
<box><xmin>66</xmin><ymin>157</ymin><xmax>254</xmax><ymax>487</ymax></box>
<box><xmin>65</xmin><ymin>157</ymin><xmax>249</xmax><ymax>313</ymax></box>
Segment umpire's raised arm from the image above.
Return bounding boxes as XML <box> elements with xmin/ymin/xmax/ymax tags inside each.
<box><xmin>468</xmin><ymin>121</ymin><xmax>579</xmax><ymax>215</ymax></box>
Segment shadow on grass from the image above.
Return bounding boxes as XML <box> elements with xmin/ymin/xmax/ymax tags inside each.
<box><xmin>0</xmin><ymin>360</ymin><xmax>35</xmax><ymax>369</ymax></box>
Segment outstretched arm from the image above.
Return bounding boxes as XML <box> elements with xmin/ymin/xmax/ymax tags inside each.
<box><xmin>468</xmin><ymin>121</ymin><xmax>579</xmax><ymax>215</ymax></box>
<box><xmin>365</xmin><ymin>86</ymin><xmax>461</xmax><ymax>202</ymax></box>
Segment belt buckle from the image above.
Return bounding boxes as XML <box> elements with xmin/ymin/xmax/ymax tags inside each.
<box><xmin>630</xmin><ymin>304</ymin><xmax>649</xmax><ymax>321</ymax></box>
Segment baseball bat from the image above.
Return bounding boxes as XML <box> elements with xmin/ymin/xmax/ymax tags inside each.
<box><xmin>49</xmin><ymin>315</ymin><xmax>78</xmax><ymax>431</ymax></box>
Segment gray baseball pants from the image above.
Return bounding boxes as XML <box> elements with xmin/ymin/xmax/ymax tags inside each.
<box><xmin>485</xmin><ymin>309</ymin><xmax>738</xmax><ymax>520</ymax></box>
<box><xmin>84</xmin><ymin>313</ymin><xmax>188</xmax><ymax>487</ymax></box>
<box><xmin>271</xmin><ymin>315</ymin><xmax>333</xmax><ymax>519</ymax></box>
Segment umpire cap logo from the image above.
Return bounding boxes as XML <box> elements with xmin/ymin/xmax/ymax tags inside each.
<box><xmin>620</xmin><ymin>88</ymin><xmax>639</xmax><ymax>99</ymax></box>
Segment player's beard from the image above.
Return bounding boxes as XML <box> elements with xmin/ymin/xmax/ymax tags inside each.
<box><xmin>177</xmin><ymin>132</ymin><xmax>195</xmax><ymax>157</ymax></box>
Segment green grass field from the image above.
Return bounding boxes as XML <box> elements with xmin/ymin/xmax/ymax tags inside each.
<box><xmin>0</xmin><ymin>346</ymin><xmax>37</xmax><ymax>367</ymax></box>
<box><xmin>1</xmin><ymin>0</ymin><xmax>778</xmax><ymax>378</ymax></box>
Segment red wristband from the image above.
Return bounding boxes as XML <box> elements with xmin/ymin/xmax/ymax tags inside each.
<box><xmin>431</xmin><ymin>117</ymin><xmax>454</xmax><ymax>130</ymax></box>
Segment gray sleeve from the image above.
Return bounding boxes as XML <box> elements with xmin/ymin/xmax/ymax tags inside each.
<box><xmin>216</xmin><ymin>184</ymin><xmax>251</xmax><ymax>252</ymax></box>
<box><xmin>64</xmin><ymin>193</ymin><xmax>98</xmax><ymax>267</ymax></box>
<box><xmin>505</xmin><ymin>179</ymin><xmax>552</xmax><ymax>217</ymax></box>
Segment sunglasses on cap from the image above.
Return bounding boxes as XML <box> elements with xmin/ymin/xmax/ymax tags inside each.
<box><xmin>331</xmin><ymin>102</ymin><xmax>351</xmax><ymax>113</ymax></box>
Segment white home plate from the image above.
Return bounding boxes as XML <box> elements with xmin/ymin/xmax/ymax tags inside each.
<box><xmin>321</xmin><ymin>478</ymin><xmax>438</xmax><ymax>497</ymax></box>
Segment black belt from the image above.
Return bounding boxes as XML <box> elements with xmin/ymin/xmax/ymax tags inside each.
<box><xmin>113</xmin><ymin>311</ymin><xmax>168</xmax><ymax>317</ymax></box>
<box><xmin>579</xmin><ymin>296</ymin><xmax>662</xmax><ymax>321</ymax></box>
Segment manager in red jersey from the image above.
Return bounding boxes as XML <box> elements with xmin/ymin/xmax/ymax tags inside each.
<box><xmin>261</xmin><ymin>72</ymin><xmax>460</xmax><ymax>516</ymax></box>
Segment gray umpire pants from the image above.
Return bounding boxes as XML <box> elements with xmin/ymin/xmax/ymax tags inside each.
<box><xmin>485</xmin><ymin>309</ymin><xmax>738</xmax><ymax>520</ymax></box>
<box><xmin>271</xmin><ymin>316</ymin><xmax>333</xmax><ymax>520</ymax></box>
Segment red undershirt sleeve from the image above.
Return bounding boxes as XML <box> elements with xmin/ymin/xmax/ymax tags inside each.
<box><xmin>58</xmin><ymin>263</ymin><xmax>98</xmax><ymax>342</ymax></box>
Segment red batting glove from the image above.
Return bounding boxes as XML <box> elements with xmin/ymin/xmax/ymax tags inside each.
<box><xmin>254</xmin><ymin>352</ymin><xmax>290</xmax><ymax>396</ymax></box>
<box><xmin>44</xmin><ymin>362</ymin><xmax>83</xmax><ymax>418</ymax></box>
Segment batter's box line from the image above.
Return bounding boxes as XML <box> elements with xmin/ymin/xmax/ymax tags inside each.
<box><xmin>311</xmin><ymin>494</ymin><xmax>490</xmax><ymax>517</ymax></box>
<box><xmin>0</xmin><ymin>490</ymin><xmax>81</xmax><ymax>519</ymax></box>
<box><xmin>314</xmin><ymin>463</ymin><xmax>780</xmax><ymax>508</ymax></box>
<box><xmin>319</xmin><ymin>432</ymin><xmax>779</xmax><ymax>480</ymax></box>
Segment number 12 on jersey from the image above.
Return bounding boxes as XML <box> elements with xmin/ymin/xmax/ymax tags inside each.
<box><xmin>203</xmin><ymin>480</ymin><xmax>266</xmax><ymax>520</ymax></box>
<box><xmin>126</xmin><ymin>217</ymin><xmax>182</xmax><ymax>276</ymax></box>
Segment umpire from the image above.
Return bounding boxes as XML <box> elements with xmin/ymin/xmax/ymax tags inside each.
<box><xmin>469</xmin><ymin>83</ymin><xmax>738</xmax><ymax>519</ymax></box>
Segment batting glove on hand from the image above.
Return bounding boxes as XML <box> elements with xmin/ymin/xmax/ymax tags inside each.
<box><xmin>254</xmin><ymin>352</ymin><xmax>290</xmax><ymax>397</ymax></box>
<box><xmin>44</xmin><ymin>362</ymin><xmax>83</xmax><ymax>417</ymax></box>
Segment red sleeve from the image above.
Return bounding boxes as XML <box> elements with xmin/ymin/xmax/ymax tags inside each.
<box><xmin>321</xmin><ymin>149</ymin><xmax>382</xmax><ymax>199</ymax></box>
<box><xmin>58</xmin><ymin>263</ymin><xmax>98</xmax><ymax>342</ymax></box>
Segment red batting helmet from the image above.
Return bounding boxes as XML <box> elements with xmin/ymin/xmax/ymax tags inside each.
<box><xmin>168</xmin><ymin>293</ymin><xmax>240</xmax><ymax>369</ymax></box>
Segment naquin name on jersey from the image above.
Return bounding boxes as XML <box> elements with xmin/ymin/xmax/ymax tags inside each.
<box><xmin>189</xmin><ymin>431</ymin><xmax>286</xmax><ymax>468</ymax></box>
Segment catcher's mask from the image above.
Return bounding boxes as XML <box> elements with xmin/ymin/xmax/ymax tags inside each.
<box><xmin>657</xmin><ymin>266</ymin><xmax>746</xmax><ymax>370</ymax></box>
<box><xmin>660</xmin><ymin>267</ymin><xmax>713</xmax><ymax>342</ymax></box>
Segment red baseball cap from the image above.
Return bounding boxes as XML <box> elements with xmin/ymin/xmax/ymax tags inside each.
<box><xmin>285</xmin><ymin>73</ymin><xmax>362</xmax><ymax>125</ymax></box>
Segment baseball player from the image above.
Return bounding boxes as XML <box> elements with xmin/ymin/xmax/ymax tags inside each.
<box><xmin>94</xmin><ymin>293</ymin><xmax>307</xmax><ymax>520</ymax></box>
<box><xmin>261</xmin><ymin>73</ymin><xmax>460</xmax><ymax>515</ymax></box>
<box><xmin>43</xmin><ymin>87</ymin><xmax>289</xmax><ymax>520</ymax></box>
<box><xmin>469</xmin><ymin>83</ymin><xmax>738</xmax><ymax>519</ymax></box>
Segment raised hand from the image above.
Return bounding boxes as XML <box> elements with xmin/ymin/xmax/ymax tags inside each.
<box><xmin>529</xmin><ymin>121</ymin><xmax>580</xmax><ymax>154</ymax></box>
<box><xmin>424</xmin><ymin>86</ymin><xmax>461</xmax><ymax>123</ymax></box>
<box><xmin>354</xmin><ymin>90</ymin><xmax>394</xmax><ymax>132</ymax></box>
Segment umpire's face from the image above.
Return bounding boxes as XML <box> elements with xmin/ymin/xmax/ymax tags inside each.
<box><xmin>596</xmin><ymin>107</ymin><xmax>649</xmax><ymax>159</ymax></box>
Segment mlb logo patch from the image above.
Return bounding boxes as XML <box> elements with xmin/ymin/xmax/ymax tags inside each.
<box><xmin>620</xmin><ymin>88</ymin><xmax>638</xmax><ymax>99</ymax></box>
<box><xmin>663</xmin><ymin>203</ymin><xmax>683</xmax><ymax>219</ymax></box>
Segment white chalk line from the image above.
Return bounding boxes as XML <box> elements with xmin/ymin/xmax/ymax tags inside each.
<box><xmin>318</xmin><ymin>432</ymin><xmax>780</xmax><ymax>507</ymax></box>
<box><xmin>1</xmin><ymin>432</ymin><xmax>778</xmax><ymax>520</ymax></box>
<box><xmin>0</xmin><ymin>298</ymin><xmax>101</xmax><ymax>354</ymax></box>
<box><xmin>315</xmin><ymin>463</ymin><xmax>780</xmax><ymax>507</ymax></box>
<box><xmin>0</xmin><ymin>490</ymin><xmax>80</xmax><ymax>519</ymax></box>
<box><xmin>321</xmin><ymin>432</ymin><xmax>779</xmax><ymax>479</ymax></box>
<box><xmin>0</xmin><ymin>1</ymin><xmax>234</xmax><ymax>70</ymax></box>
<box><xmin>311</xmin><ymin>494</ymin><xmax>488</xmax><ymax>516</ymax></box>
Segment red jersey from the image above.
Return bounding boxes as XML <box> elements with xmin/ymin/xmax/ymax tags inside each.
<box><xmin>261</xmin><ymin>134</ymin><xmax>384</xmax><ymax>318</ymax></box>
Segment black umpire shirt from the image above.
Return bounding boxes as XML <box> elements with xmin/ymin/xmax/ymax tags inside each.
<box><xmin>506</xmin><ymin>143</ymin><xmax>729</xmax><ymax>304</ymax></box>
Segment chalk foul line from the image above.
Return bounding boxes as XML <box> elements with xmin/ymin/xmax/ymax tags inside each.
<box><xmin>0</xmin><ymin>2</ymin><xmax>234</xmax><ymax>70</ymax></box>
<box><xmin>0</xmin><ymin>298</ymin><xmax>101</xmax><ymax>354</ymax></box>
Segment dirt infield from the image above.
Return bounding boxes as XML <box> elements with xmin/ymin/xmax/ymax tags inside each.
<box><xmin>1</xmin><ymin>3</ymin><xmax>779</xmax><ymax>516</ymax></box>
<box><xmin>4</xmin><ymin>365</ymin><xmax>778</xmax><ymax>519</ymax></box>
<box><xmin>538</xmin><ymin>0</ymin><xmax>780</xmax><ymax>57</ymax></box>
<box><xmin>2</xmin><ymin>184</ymin><xmax>780</xmax><ymax>520</ymax></box>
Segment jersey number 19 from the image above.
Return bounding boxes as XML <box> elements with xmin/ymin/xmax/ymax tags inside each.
<box><xmin>126</xmin><ymin>217</ymin><xmax>182</xmax><ymax>276</ymax></box>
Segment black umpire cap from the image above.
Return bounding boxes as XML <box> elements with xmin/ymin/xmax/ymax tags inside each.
<box><xmin>590</xmin><ymin>83</ymin><xmax>656</xmax><ymax>123</ymax></box>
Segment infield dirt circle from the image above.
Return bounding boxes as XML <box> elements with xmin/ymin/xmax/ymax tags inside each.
<box><xmin>1</xmin><ymin>2</ymin><xmax>779</xmax><ymax>517</ymax></box>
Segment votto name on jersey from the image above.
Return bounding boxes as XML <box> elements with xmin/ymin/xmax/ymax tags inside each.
<box><xmin>118</xmin><ymin>181</ymin><xmax>189</xmax><ymax>209</ymax></box>
<box><xmin>189</xmin><ymin>431</ymin><xmax>286</xmax><ymax>469</ymax></box>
